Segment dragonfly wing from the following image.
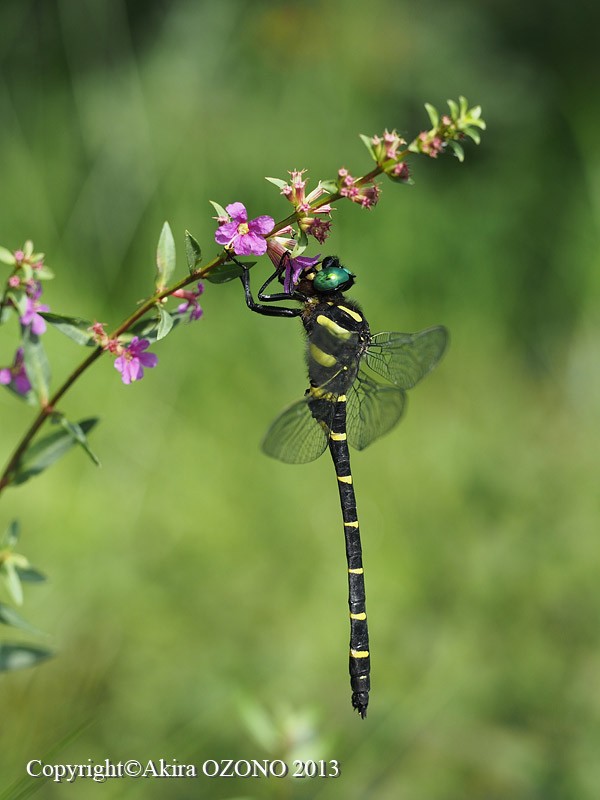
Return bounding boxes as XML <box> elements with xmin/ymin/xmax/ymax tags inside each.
<box><xmin>365</xmin><ymin>326</ymin><xmax>448</xmax><ymax>389</ymax></box>
<box><xmin>346</xmin><ymin>370</ymin><xmax>406</xmax><ymax>451</ymax></box>
<box><xmin>261</xmin><ymin>396</ymin><xmax>331</xmax><ymax>464</ymax></box>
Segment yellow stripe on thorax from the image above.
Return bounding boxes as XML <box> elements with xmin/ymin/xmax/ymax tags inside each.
<box><xmin>338</xmin><ymin>305</ymin><xmax>363</xmax><ymax>323</ymax></box>
<box><xmin>309</xmin><ymin>343</ymin><xmax>337</xmax><ymax>368</ymax></box>
<box><xmin>350</xmin><ymin>612</ymin><xmax>367</xmax><ymax>620</ymax></box>
<box><xmin>348</xmin><ymin>567</ymin><xmax>363</xmax><ymax>574</ymax></box>
<box><xmin>344</xmin><ymin>520</ymin><xmax>359</xmax><ymax>528</ymax></box>
<box><xmin>316</xmin><ymin>314</ymin><xmax>353</xmax><ymax>339</ymax></box>
<box><xmin>337</xmin><ymin>474</ymin><xmax>353</xmax><ymax>484</ymax></box>
<box><xmin>330</xmin><ymin>431</ymin><xmax>347</xmax><ymax>441</ymax></box>
<box><xmin>350</xmin><ymin>649</ymin><xmax>370</xmax><ymax>659</ymax></box>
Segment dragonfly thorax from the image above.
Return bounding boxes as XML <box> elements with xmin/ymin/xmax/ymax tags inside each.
<box><xmin>312</xmin><ymin>256</ymin><xmax>355</xmax><ymax>294</ymax></box>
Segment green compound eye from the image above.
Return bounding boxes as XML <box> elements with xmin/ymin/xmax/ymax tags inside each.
<box><xmin>313</xmin><ymin>266</ymin><xmax>354</xmax><ymax>293</ymax></box>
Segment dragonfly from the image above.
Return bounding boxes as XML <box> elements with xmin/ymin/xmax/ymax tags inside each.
<box><xmin>239</xmin><ymin>254</ymin><xmax>448</xmax><ymax>718</ymax></box>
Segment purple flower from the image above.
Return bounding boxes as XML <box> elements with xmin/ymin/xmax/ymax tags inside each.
<box><xmin>214</xmin><ymin>202</ymin><xmax>274</xmax><ymax>256</ymax></box>
<box><xmin>114</xmin><ymin>337</ymin><xmax>158</xmax><ymax>385</ymax></box>
<box><xmin>20</xmin><ymin>296</ymin><xmax>50</xmax><ymax>335</ymax></box>
<box><xmin>173</xmin><ymin>282</ymin><xmax>204</xmax><ymax>322</ymax></box>
<box><xmin>266</xmin><ymin>237</ymin><xmax>321</xmax><ymax>292</ymax></box>
<box><xmin>283</xmin><ymin>253</ymin><xmax>321</xmax><ymax>293</ymax></box>
<box><xmin>0</xmin><ymin>348</ymin><xmax>31</xmax><ymax>395</ymax></box>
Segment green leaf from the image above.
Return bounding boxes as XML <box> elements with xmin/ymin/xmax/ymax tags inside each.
<box><xmin>184</xmin><ymin>230</ymin><xmax>202</xmax><ymax>274</ymax></box>
<box><xmin>0</xmin><ymin>246</ymin><xmax>15</xmax><ymax>265</ymax></box>
<box><xmin>265</xmin><ymin>176</ymin><xmax>288</xmax><ymax>189</ymax></box>
<box><xmin>448</xmin><ymin>139</ymin><xmax>465</xmax><ymax>162</ymax></box>
<box><xmin>462</xmin><ymin>126</ymin><xmax>481</xmax><ymax>144</ymax></box>
<box><xmin>13</xmin><ymin>418</ymin><xmax>99</xmax><ymax>486</ymax></box>
<box><xmin>16</xmin><ymin>566</ymin><xmax>46</xmax><ymax>583</ymax></box>
<box><xmin>58</xmin><ymin>417</ymin><xmax>101</xmax><ymax>467</ymax></box>
<box><xmin>209</xmin><ymin>200</ymin><xmax>229</xmax><ymax>219</ymax></box>
<box><xmin>425</xmin><ymin>102</ymin><xmax>439</xmax><ymax>129</ymax></box>
<box><xmin>291</xmin><ymin>229</ymin><xmax>308</xmax><ymax>257</ymax></box>
<box><xmin>0</xmin><ymin>301</ymin><xmax>13</xmax><ymax>324</ymax></box>
<box><xmin>0</xmin><ymin>643</ymin><xmax>52</xmax><ymax>671</ymax></box>
<box><xmin>4</xmin><ymin>520</ymin><xmax>19</xmax><ymax>548</ymax></box>
<box><xmin>34</xmin><ymin>266</ymin><xmax>54</xmax><ymax>280</ymax></box>
<box><xmin>7</xmin><ymin>289</ymin><xmax>27</xmax><ymax>316</ymax></box>
<box><xmin>2</xmin><ymin>560</ymin><xmax>23</xmax><ymax>605</ymax></box>
<box><xmin>206</xmin><ymin>261</ymin><xmax>246</xmax><ymax>284</ymax></box>
<box><xmin>156</xmin><ymin>306</ymin><xmax>174</xmax><ymax>340</ymax></box>
<box><xmin>16</xmin><ymin>566</ymin><xmax>46</xmax><ymax>584</ymax></box>
<box><xmin>459</xmin><ymin>95</ymin><xmax>469</xmax><ymax>116</ymax></box>
<box><xmin>447</xmin><ymin>98</ymin><xmax>459</xmax><ymax>120</ymax></box>
<box><xmin>319</xmin><ymin>179</ymin><xmax>338</xmax><ymax>194</ymax></box>
<box><xmin>359</xmin><ymin>134</ymin><xmax>377</xmax><ymax>162</ymax></box>
<box><xmin>128</xmin><ymin>314</ymin><xmax>181</xmax><ymax>342</ymax></box>
<box><xmin>156</xmin><ymin>221</ymin><xmax>176</xmax><ymax>290</ymax></box>
<box><xmin>39</xmin><ymin>312</ymin><xmax>95</xmax><ymax>346</ymax></box>
<box><xmin>0</xmin><ymin>603</ymin><xmax>44</xmax><ymax>636</ymax></box>
<box><xmin>22</xmin><ymin>329</ymin><xmax>50</xmax><ymax>405</ymax></box>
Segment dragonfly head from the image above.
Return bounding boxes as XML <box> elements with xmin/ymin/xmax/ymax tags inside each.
<box><xmin>310</xmin><ymin>256</ymin><xmax>355</xmax><ymax>294</ymax></box>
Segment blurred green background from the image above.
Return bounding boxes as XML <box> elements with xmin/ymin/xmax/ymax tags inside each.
<box><xmin>1</xmin><ymin>0</ymin><xmax>599</xmax><ymax>797</ymax></box>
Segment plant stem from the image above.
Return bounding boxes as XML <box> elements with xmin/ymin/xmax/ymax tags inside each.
<box><xmin>0</xmin><ymin>162</ymin><xmax>389</xmax><ymax>494</ymax></box>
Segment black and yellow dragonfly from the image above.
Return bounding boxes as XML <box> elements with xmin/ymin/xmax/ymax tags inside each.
<box><xmin>240</xmin><ymin>255</ymin><xmax>447</xmax><ymax>718</ymax></box>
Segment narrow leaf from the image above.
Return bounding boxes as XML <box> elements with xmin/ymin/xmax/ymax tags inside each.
<box><xmin>3</xmin><ymin>560</ymin><xmax>23</xmax><ymax>605</ymax></box>
<box><xmin>184</xmin><ymin>230</ymin><xmax>202</xmax><ymax>273</ymax></box>
<box><xmin>156</xmin><ymin>306</ymin><xmax>174</xmax><ymax>340</ymax></box>
<box><xmin>16</xmin><ymin>566</ymin><xmax>46</xmax><ymax>583</ymax></box>
<box><xmin>291</xmin><ymin>229</ymin><xmax>308</xmax><ymax>257</ymax></box>
<box><xmin>156</xmin><ymin>221</ymin><xmax>176</xmax><ymax>290</ymax></box>
<box><xmin>128</xmin><ymin>315</ymin><xmax>182</xmax><ymax>342</ymax></box>
<box><xmin>0</xmin><ymin>246</ymin><xmax>15</xmax><ymax>265</ymax></box>
<box><xmin>0</xmin><ymin>643</ymin><xmax>52</xmax><ymax>671</ymax></box>
<box><xmin>0</xmin><ymin>603</ymin><xmax>44</xmax><ymax>636</ymax></box>
<box><xmin>22</xmin><ymin>329</ymin><xmax>50</xmax><ymax>404</ymax></box>
<box><xmin>209</xmin><ymin>200</ymin><xmax>229</xmax><ymax>219</ymax></box>
<box><xmin>39</xmin><ymin>312</ymin><xmax>95</xmax><ymax>346</ymax></box>
<box><xmin>425</xmin><ymin>103</ymin><xmax>439</xmax><ymax>129</ymax></box>
<box><xmin>448</xmin><ymin>139</ymin><xmax>465</xmax><ymax>162</ymax></box>
<box><xmin>463</xmin><ymin>126</ymin><xmax>481</xmax><ymax>144</ymax></box>
<box><xmin>7</xmin><ymin>289</ymin><xmax>27</xmax><ymax>316</ymax></box>
<box><xmin>34</xmin><ymin>266</ymin><xmax>54</xmax><ymax>280</ymax></box>
<box><xmin>359</xmin><ymin>133</ymin><xmax>377</xmax><ymax>161</ymax></box>
<box><xmin>4</xmin><ymin>520</ymin><xmax>19</xmax><ymax>548</ymax></box>
<box><xmin>265</xmin><ymin>176</ymin><xmax>288</xmax><ymax>189</ymax></box>
<box><xmin>58</xmin><ymin>417</ymin><xmax>101</xmax><ymax>466</ymax></box>
<box><xmin>13</xmin><ymin>418</ymin><xmax>99</xmax><ymax>486</ymax></box>
<box><xmin>206</xmin><ymin>261</ymin><xmax>245</xmax><ymax>284</ymax></box>
<box><xmin>319</xmin><ymin>180</ymin><xmax>338</xmax><ymax>194</ymax></box>
<box><xmin>447</xmin><ymin>98</ymin><xmax>459</xmax><ymax>120</ymax></box>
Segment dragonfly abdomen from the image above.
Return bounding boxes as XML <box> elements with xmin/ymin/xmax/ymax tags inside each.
<box><xmin>328</xmin><ymin>397</ymin><xmax>371</xmax><ymax>718</ymax></box>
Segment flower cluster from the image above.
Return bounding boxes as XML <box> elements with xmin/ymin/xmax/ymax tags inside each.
<box><xmin>0</xmin><ymin>241</ymin><xmax>53</xmax><ymax>397</ymax></box>
<box><xmin>209</xmin><ymin>98</ymin><xmax>485</xmax><ymax>293</ymax></box>
<box><xmin>89</xmin><ymin>322</ymin><xmax>158</xmax><ymax>385</ymax></box>
<box><xmin>278</xmin><ymin>170</ymin><xmax>333</xmax><ymax>244</ymax></box>
<box><xmin>408</xmin><ymin>97</ymin><xmax>486</xmax><ymax>163</ymax></box>
<box><xmin>360</xmin><ymin>129</ymin><xmax>412</xmax><ymax>184</ymax></box>
<box><xmin>172</xmin><ymin>281</ymin><xmax>204</xmax><ymax>322</ymax></box>
<box><xmin>337</xmin><ymin>168</ymin><xmax>380</xmax><ymax>209</ymax></box>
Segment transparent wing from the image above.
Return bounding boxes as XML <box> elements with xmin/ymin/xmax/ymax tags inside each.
<box><xmin>261</xmin><ymin>396</ymin><xmax>332</xmax><ymax>464</ymax></box>
<box><xmin>346</xmin><ymin>369</ymin><xmax>406</xmax><ymax>451</ymax></box>
<box><xmin>365</xmin><ymin>326</ymin><xmax>448</xmax><ymax>389</ymax></box>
